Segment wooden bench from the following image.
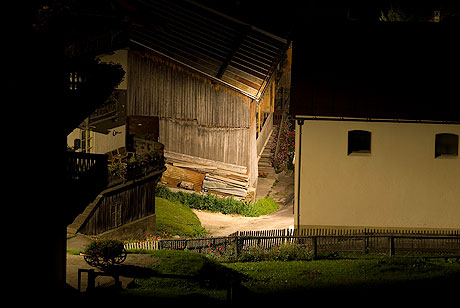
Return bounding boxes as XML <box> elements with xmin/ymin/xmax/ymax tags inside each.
<box><xmin>77</xmin><ymin>268</ymin><xmax>122</xmax><ymax>292</ymax></box>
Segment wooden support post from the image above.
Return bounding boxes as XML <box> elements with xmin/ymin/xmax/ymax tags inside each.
<box><xmin>87</xmin><ymin>269</ymin><xmax>95</xmax><ymax>291</ymax></box>
<box><xmin>235</xmin><ymin>236</ymin><xmax>240</xmax><ymax>261</ymax></box>
<box><xmin>258</xmin><ymin>105</ymin><xmax>261</xmax><ymax>135</ymax></box>
<box><xmin>77</xmin><ymin>269</ymin><xmax>83</xmax><ymax>292</ymax></box>
<box><xmin>312</xmin><ymin>236</ymin><xmax>318</xmax><ymax>259</ymax></box>
<box><xmin>389</xmin><ymin>236</ymin><xmax>395</xmax><ymax>256</ymax></box>
<box><xmin>364</xmin><ymin>235</ymin><xmax>369</xmax><ymax>254</ymax></box>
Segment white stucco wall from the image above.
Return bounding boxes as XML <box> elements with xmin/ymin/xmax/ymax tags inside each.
<box><xmin>67</xmin><ymin>125</ymin><xmax>126</xmax><ymax>154</ymax></box>
<box><xmin>294</xmin><ymin>120</ymin><xmax>460</xmax><ymax>231</ymax></box>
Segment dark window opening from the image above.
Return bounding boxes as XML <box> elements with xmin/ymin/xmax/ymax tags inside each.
<box><xmin>435</xmin><ymin>133</ymin><xmax>458</xmax><ymax>158</ymax></box>
<box><xmin>348</xmin><ymin>130</ymin><xmax>371</xmax><ymax>155</ymax></box>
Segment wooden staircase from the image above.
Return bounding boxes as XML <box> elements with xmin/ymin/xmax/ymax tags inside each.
<box><xmin>256</xmin><ymin>126</ymin><xmax>277</xmax><ymax>201</ymax></box>
<box><xmin>258</xmin><ymin>125</ymin><xmax>277</xmax><ymax>178</ymax></box>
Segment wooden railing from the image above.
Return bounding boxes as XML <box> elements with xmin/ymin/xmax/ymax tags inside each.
<box><xmin>256</xmin><ymin>112</ymin><xmax>273</xmax><ymax>158</ymax></box>
<box><xmin>66</xmin><ymin>152</ymin><xmax>108</xmax><ymax>186</ymax></box>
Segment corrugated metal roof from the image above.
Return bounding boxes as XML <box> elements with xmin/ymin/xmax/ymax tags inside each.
<box><xmin>129</xmin><ymin>0</ymin><xmax>288</xmax><ymax>100</ymax></box>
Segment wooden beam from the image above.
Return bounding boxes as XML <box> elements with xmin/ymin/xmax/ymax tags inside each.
<box><xmin>258</xmin><ymin>105</ymin><xmax>261</xmax><ymax>135</ymax></box>
<box><xmin>216</xmin><ymin>26</ymin><xmax>250</xmax><ymax>79</ymax></box>
<box><xmin>164</xmin><ymin>151</ymin><xmax>247</xmax><ymax>174</ymax></box>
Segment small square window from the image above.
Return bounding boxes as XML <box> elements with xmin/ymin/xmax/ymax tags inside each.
<box><xmin>435</xmin><ymin>133</ymin><xmax>458</xmax><ymax>158</ymax></box>
<box><xmin>348</xmin><ymin>130</ymin><xmax>371</xmax><ymax>155</ymax></box>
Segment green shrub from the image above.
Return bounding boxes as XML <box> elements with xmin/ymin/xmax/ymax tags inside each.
<box><xmin>245</xmin><ymin>198</ymin><xmax>279</xmax><ymax>217</ymax></box>
<box><xmin>83</xmin><ymin>239</ymin><xmax>127</xmax><ymax>269</ymax></box>
<box><xmin>155</xmin><ymin>185</ymin><xmax>279</xmax><ymax>217</ymax></box>
<box><xmin>239</xmin><ymin>243</ymin><xmax>313</xmax><ymax>262</ymax></box>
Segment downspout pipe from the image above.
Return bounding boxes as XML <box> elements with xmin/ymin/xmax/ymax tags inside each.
<box><xmin>296</xmin><ymin>118</ymin><xmax>304</xmax><ymax>229</ymax></box>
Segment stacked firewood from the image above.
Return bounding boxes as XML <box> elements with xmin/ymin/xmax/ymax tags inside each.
<box><xmin>161</xmin><ymin>151</ymin><xmax>252</xmax><ymax>200</ymax></box>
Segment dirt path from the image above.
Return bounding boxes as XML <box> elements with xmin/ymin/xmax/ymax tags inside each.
<box><xmin>194</xmin><ymin>170</ymin><xmax>295</xmax><ymax>237</ymax></box>
<box><xmin>193</xmin><ymin>204</ymin><xmax>293</xmax><ymax>237</ymax></box>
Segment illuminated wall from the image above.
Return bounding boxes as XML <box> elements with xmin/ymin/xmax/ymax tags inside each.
<box><xmin>294</xmin><ymin>120</ymin><xmax>460</xmax><ymax>231</ymax></box>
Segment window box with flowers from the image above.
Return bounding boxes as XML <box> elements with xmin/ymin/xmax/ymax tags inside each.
<box><xmin>108</xmin><ymin>149</ymin><xmax>165</xmax><ymax>185</ymax></box>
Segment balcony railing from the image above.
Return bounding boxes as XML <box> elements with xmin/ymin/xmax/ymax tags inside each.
<box><xmin>66</xmin><ymin>152</ymin><xmax>108</xmax><ymax>187</ymax></box>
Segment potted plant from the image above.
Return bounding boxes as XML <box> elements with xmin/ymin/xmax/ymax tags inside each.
<box><xmin>83</xmin><ymin>239</ymin><xmax>127</xmax><ymax>270</ymax></box>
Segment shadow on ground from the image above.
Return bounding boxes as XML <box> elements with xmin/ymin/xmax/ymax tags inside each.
<box><xmin>47</xmin><ymin>269</ymin><xmax>460</xmax><ymax>306</ymax></box>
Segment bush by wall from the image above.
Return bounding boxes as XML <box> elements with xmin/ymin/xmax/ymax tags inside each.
<box><xmin>155</xmin><ymin>185</ymin><xmax>279</xmax><ymax>217</ymax></box>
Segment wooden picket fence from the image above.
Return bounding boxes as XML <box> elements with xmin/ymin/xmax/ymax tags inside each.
<box><xmin>124</xmin><ymin>228</ymin><xmax>460</xmax><ymax>258</ymax></box>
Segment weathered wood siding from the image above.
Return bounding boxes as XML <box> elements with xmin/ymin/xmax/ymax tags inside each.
<box><xmin>127</xmin><ymin>51</ymin><xmax>252</xmax><ymax>128</ymax></box>
<box><xmin>79</xmin><ymin>176</ymin><xmax>157</xmax><ymax>236</ymax></box>
<box><xmin>127</xmin><ymin>50</ymin><xmax>255</xmax><ymax>171</ymax></box>
<box><xmin>160</xmin><ymin>119</ymin><xmax>249</xmax><ymax>166</ymax></box>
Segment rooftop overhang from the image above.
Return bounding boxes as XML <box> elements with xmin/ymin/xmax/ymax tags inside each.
<box><xmin>130</xmin><ymin>0</ymin><xmax>289</xmax><ymax>101</ymax></box>
<box><xmin>290</xmin><ymin>22</ymin><xmax>460</xmax><ymax>123</ymax></box>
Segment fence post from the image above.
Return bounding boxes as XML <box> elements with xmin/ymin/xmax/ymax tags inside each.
<box><xmin>312</xmin><ymin>236</ymin><xmax>318</xmax><ymax>259</ymax></box>
<box><xmin>389</xmin><ymin>236</ymin><xmax>395</xmax><ymax>256</ymax></box>
<box><xmin>364</xmin><ymin>235</ymin><xmax>369</xmax><ymax>254</ymax></box>
<box><xmin>235</xmin><ymin>236</ymin><xmax>240</xmax><ymax>261</ymax></box>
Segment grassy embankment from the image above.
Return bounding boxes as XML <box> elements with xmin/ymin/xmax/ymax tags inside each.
<box><xmin>155</xmin><ymin>194</ymin><xmax>278</xmax><ymax>238</ymax></box>
<box><xmin>155</xmin><ymin>197</ymin><xmax>207</xmax><ymax>237</ymax></box>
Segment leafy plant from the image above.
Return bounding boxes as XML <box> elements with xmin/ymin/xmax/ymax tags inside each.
<box><xmin>109</xmin><ymin>162</ymin><xmax>127</xmax><ymax>179</ymax></box>
<box><xmin>109</xmin><ymin>150</ymin><xmax>165</xmax><ymax>180</ymax></box>
<box><xmin>244</xmin><ymin>198</ymin><xmax>279</xmax><ymax>217</ymax></box>
<box><xmin>239</xmin><ymin>243</ymin><xmax>313</xmax><ymax>262</ymax></box>
<box><xmin>271</xmin><ymin>119</ymin><xmax>295</xmax><ymax>172</ymax></box>
<box><xmin>83</xmin><ymin>239</ymin><xmax>127</xmax><ymax>270</ymax></box>
<box><xmin>379</xmin><ymin>3</ymin><xmax>414</xmax><ymax>22</ymax></box>
<box><xmin>258</xmin><ymin>171</ymin><xmax>268</xmax><ymax>178</ymax></box>
<box><xmin>155</xmin><ymin>185</ymin><xmax>279</xmax><ymax>217</ymax></box>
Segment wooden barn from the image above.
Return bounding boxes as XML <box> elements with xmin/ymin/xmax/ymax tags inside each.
<box><xmin>67</xmin><ymin>0</ymin><xmax>288</xmax><ymax>200</ymax></box>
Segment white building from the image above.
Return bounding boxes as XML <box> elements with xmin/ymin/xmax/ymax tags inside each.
<box><xmin>290</xmin><ymin>23</ymin><xmax>460</xmax><ymax>234</ymax></box>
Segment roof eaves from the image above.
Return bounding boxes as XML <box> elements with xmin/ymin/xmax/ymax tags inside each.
<box><xmin>130</xmin><ymin>38</ymin><xmax>259</xmax><ymax>100</ymax></box>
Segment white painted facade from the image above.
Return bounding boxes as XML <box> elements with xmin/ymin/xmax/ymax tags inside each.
<box><xmin>294</xmin><ymin>119</ymin><xmax>460</xmax><ymax>231</ymax></box>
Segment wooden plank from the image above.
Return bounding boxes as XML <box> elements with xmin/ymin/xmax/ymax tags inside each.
<box><xmin>165</xmin><ymin>151</ymin><xmax>247</xmax><ymax>174</ymax></box>
<box><xmin>168</xmin><ymin>159</ymin><xmax>249</xmax><ymax>183</ymax></box>
<box><xmin>205</xmin><ymin>174</ymin><xmax>249</xmax><ymax>188</ymax></box>
<box><xmin>161</xmin><ymin>164</ymin><xmax>205</xmax><ymax>192</ymax></box>
<box><xmin>207</xmin><ymin>169</ymin><xmax>249</xmax><ymax>181</ymax></box>
<box><xmin>171</xmin><ymin>162</ymin><xmax>217</xmax><ymax>174</ymax></box>
<box><xmin>205</xmin><ymin>187</ymin><xmax>248</xmax><ymax>197</ymax></box>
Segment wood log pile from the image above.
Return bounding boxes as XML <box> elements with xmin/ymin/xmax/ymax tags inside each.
<box><xmin>161</xmin><ymin>151</ymin><xmax>253</xmax><ymax>200</ymax></box>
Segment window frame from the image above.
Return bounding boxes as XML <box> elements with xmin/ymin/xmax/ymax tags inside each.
<box><xmin>435</xmin><ymin>133</ymin><xmax>459</xmax><ymax>158</ymax></box>
<box><xmin>347</xmin><ymin>130</ymin><xmax>372</xmax><ymax>156</ymax></box>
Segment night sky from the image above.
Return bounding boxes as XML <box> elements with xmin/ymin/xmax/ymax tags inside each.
<box><xmin>194</xmin><ymin>0</ymin><xmax>460</xmax><ymax>38</ymax></box>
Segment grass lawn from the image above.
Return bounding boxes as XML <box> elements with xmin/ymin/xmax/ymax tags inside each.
<box><xmin>227</xmin><ymin>257</ymin><xmax>460</xmax><ymax>295</ymax></box>
<box><xmin>121</xmin><ymin>250</ymin><xmax>460</xmax><ymax>304</ymax></box>
<box><xmin>155</xmin><ymin>197</ymin><xmax>207</xmax><ymax>237</ymax></box>
<box><xmin>124</xmin><ymin>250</ymin><xmax>237</xmax><ymax>301</ymax></box>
